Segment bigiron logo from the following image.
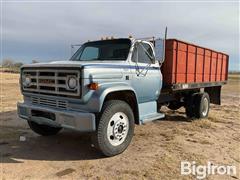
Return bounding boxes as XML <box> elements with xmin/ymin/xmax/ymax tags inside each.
<box><xmin>180</xmin><ymin>161</ymin><xmax>237</xmax><ymax>179</ymax></box>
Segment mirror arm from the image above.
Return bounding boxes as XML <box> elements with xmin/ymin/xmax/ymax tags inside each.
<box><xmin>162</xmin><ymin>27</ymin><xmax>168</xmax><ymax>63</ymax></box>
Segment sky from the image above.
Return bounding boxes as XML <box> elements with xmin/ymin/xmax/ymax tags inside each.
<box><xmin>1</xmin><ymin>1</ymin><xmax>239</xmax><ymax>71</ymax></box>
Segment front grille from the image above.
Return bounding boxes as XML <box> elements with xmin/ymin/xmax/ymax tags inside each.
<box><xmin>31</xmin><ymin>96</ymin><xmax>68</xmax><ymax>110</ymax></box>
<box><xmin>22</xmin><ymin>69</ymin><xmax>80</xmax><ymax>96</ymax></box>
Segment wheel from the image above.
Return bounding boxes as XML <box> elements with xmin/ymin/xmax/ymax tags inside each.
<box><xmin>185</xmin><ymin>94</ymin><xmax>196</xmax><ymax>118</ymax></box>
<box><xmin>168</xmin><ymin>101</ymin><xmax>182</xmax><ymax>110</ymax></box>
<box><xmin>194</xmin><ymin>93</ymin><xmax>210</xmax><ymax>118</ymax></box>
<box><xmin>28</xmin><ymin>121</ymin><xmax>62</xmax><ymax>136</ymax></box>
<box><xmin>186</xmin><ymin>105</ymin><xmax>195</xmax><ymax>118</ymax></box>
<box><xmin>91</xmin><ymin>100</ymin><xmax>135</xmax><ymax>157</ymax></box>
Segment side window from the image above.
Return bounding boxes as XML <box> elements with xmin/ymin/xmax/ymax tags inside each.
<box><xmin>80</xmin><ymin>47</ymin><xmax>99</xmax><ymax>60</ymax></box>
<box><xmin>138</xmin><ymin>43</ymin><xmax>153</xmax><ymax>63</ymax></box>
<box><xmin>143</xmin><ymin>43</ymin><xmax>153</xmax><ymax>58</ymax></box>
<box><xmin>134</xmin><ymin>43</ymin><xmax>153</xmax><ymax>64</ymax></box>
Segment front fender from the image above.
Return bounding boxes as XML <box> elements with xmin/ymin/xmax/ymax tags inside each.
<box><xmin>87</xmin><ymin>82</ymin><xmax>138</xmax><ymax>112</ymax></box>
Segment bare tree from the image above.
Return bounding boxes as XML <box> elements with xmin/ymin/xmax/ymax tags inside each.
<box><xmin>32</xmin><ymin>60</ymin><xmax>39</xmax><ymax>64</ymax></box>
<box><xmin>2</xmin><ymin>59</ymin><xmax>14</xmax><ymax>68</ymax></box>
<box><xmin>14</xmin><ymin>62</ymin><xmax>24</xmax><ymax>68</ymax></box>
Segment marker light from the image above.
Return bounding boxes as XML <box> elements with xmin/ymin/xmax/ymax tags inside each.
<box><xmin>88</xmin><ymin>82</ymin><xmax>99</xmax><ymax>90</ymax></box>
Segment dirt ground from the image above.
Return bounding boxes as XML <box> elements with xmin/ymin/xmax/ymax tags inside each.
<box><xmin>0</xmin><ymin>72</ymin><xmax>239</xmax><ymax>180</ymax></box>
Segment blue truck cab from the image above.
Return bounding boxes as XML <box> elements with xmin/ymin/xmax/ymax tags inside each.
<box><xmin>18</xmin><ymin>37</ymin><xmax>214</xmax><ymax>156</ymax></box>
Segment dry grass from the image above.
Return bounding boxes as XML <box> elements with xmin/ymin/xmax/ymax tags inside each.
<box><xmin>228</xmin><ymin>73</ymin><xmax>240</xmax><ymax>80</ymax></box>
<box><xmin>0</xmin><ymin>72</ymin><xmax>23</xmax><ymax>112</ymax></box>
<box><xmin>180</xmin><ymin>119</ymin><xmax>213</xmax><ymax>132</ymax></box>
<box><xmin>191</xmin><ymin>119</ymin><xmax>212</xmax><ymax>129</ymax></box>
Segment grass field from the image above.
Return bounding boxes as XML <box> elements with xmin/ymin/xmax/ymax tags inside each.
<box><xmin>0</xmin><ymin>72</ymin><xmax>239</xmax><ymax>179</ymax></box>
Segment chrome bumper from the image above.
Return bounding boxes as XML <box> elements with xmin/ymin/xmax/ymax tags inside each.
<box><xmin>17</xmin><ymin>102</ymin><xmax>96</xmax><ymax>132</ymax></box>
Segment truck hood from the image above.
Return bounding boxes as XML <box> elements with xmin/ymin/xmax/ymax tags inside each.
<box><xmin>21</xmin><ymin>60</ymin><xmax>126</xmax><ymax>68</ymax></box>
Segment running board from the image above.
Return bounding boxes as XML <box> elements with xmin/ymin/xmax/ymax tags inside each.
<box><xmin>141</xmin><ymin>113</ymin><xmax>165</xmax><ymax>124</ymax></box>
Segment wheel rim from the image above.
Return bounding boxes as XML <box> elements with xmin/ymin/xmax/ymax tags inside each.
<box><xmin>202</xmin><ymin>97</ymin><xmax>209</xmax><ymax>117</ymax></box>
<box><xmin>107</xmin><ymin>112</ymin><xmax>129</xmax><ymax>146</ymax></box>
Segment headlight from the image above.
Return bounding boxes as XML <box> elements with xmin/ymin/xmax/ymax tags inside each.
<box><xmin>23</xmin><ymin>76</ymin><xmax>31</xmax><ymax>87</ymax></box>
<box><xmin>67</xmin><ymin>76</ymin><xmax>77</xmax><ymax>89</ymax></box>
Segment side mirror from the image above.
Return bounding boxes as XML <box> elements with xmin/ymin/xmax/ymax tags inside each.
<box><xmin>154</xmin><ymin>38</ymin><xmax>165</xmax><ymax>64</ymax></box>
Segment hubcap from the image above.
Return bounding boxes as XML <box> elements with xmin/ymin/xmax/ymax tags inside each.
<box><xmin>107</xmin><ymin>112</ymin><xmax>129</xmax><ymax>146</ymax></box>
<box><xmin>202</xmin><ymin>97</ymin><xmax>209</xmax><ymax>117</ymax></box>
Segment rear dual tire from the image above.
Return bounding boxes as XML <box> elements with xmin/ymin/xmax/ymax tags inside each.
<box><xmin>194</xmin><ymin>93</ymin><xmax>210</xmax><ymax>118</ymax></box>
<box><xmin>185</xmin><ymin>92</ymin><xmax>210</xmax><ymax>119</ymax></box>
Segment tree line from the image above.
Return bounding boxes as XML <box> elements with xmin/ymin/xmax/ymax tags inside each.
<box><xmin>1</xmin><ymin>59</ymin><xmax>39</xmax><ymax>73</ymax></box>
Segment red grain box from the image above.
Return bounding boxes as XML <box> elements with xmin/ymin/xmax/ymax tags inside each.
<box><xmin>162</xmin><ymin>39</ymin><xmax>229</xmax><ymax>86</ymax></box>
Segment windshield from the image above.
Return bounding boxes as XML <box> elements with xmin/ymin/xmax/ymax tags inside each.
<box><xmin>70</xmin><ymin>39</ymin><xmax>131</xmax><ymax>61</ymax></box>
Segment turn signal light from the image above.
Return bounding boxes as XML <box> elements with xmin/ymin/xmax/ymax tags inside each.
<box><xmin>88</xmin><ymin>83</ymin><xmax>99</xmax><ymax>90</ymax></box>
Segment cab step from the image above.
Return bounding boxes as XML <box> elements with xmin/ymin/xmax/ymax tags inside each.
<box><xmin>141</xmin><ymin>113</ymin><xmax>165</xmax><ymax>124</ymax></box>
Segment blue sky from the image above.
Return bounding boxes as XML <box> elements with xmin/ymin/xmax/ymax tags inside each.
<box><xmin>1</xmin><ymin>1</ymin><xmax>239</xmax><ymax>70</ymax></box>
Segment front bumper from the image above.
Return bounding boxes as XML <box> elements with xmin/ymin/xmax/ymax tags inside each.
<box><xmin>17</xmin><ymin>102</ymin><xmax>96</xmax><ymax>132</ymax></box>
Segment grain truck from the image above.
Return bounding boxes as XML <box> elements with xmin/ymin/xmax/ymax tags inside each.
<box><xmin>17</xmin><ymin>35</ymin><xmax>229</xmax><ymax>156</ymax></box>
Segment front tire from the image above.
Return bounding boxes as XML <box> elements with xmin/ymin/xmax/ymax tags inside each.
<box><xmin>28</xmin><ymin>121</ymin><xmax>62</xmax><ymax>136</ymax></box>
<box><xmin>92</xmin><ymin>100</ymin><xmax>135</xmax><ymax>157</ymax></box>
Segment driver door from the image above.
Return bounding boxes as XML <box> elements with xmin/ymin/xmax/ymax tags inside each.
<box><xmin>130</xmin><ymin>41</ymin><xmax>161</xmax><ymax>103</ymax></box>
